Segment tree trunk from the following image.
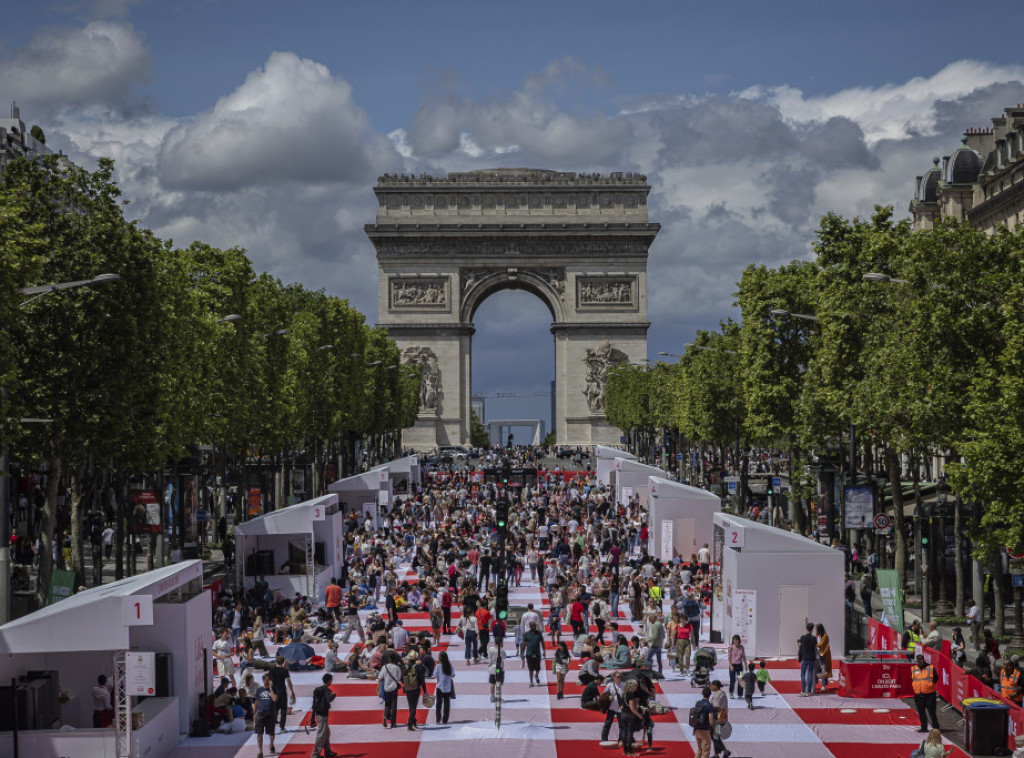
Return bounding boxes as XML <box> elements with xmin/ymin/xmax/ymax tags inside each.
<box><xmin>34</xmin><ymin>456</ymin><xmax>62</xmax><ymax>609</ymax></box>
<box><xmin>911</xmin><ymin>455</ymin><xmax>924</xmax><ymax>596</ymax></box>
<box><xmin>953</xmin><ymin>491</ymin><xmax>964</xmax><ymax>617</ymax></box>
<box><xmin>993</xmin><ymin>563</ymin><xmax>1006</xmax><ymax>636</ymax></box>
<box><xmin>886</xmin><ymin>447</ymin><xmax>907</xmax><ymax>593</ymax></box>
<box><xmin>114</xmin><ymin>475</ymin><xmax>125</xmax><ymax>579</ymax></box>
<box><xmin>69</xmin><ymin>469</ymin><xmax>84</xmax><ymax>586</ymax></box>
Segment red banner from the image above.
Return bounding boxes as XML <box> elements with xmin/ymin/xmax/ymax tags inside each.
<box><xmin>838</xmin><ymin>659</ymin><xmax>915</xmax><ymax>698</ymax></box>
<box><xmin>131</xmin><ymin>490</ymin><xmax>162</xmax><ymax>533</ymax></box>
<box><xmin>247</xmin><ymin>486</ymin><xmax>262</xmax><ymax>518</ymax></box>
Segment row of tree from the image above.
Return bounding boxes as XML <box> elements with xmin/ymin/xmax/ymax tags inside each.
<box><xmin>607</xmin><ymin>208</ymin><xmax>1024</xmax><ymax>631</ymax></box>
<box><xmin>1</xmin><ymin>156</ymin><xmax>421</xmax><ymax>606</ymax></box>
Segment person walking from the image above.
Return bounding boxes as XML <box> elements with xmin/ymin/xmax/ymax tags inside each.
<box><xmin>341</xmin><ymin>590</ymin><xmax>365</xmax><ymax>644</ymax></box>
<box><xmin>858</xmin><ymin>571</ymin><xmax>874</xmax><ymax>617</ymax></box>
<box><xmin>675</xmin><ymin>615</ymin><xmax>695</xmax><ymax>674</ymax></box>
<box><xmin>727</xmin><ymin>635</ymin><xmax>746</xmax><ymax>698</ymax></box>
<box><xmin>402</xmin><ymin>651</ymin><xmax>425</xmax><ymax>730</ymax></box>
<box><xmin>432</xmin><ymin>651</ymin><xmax>455</xmax><ymax>724</ymax></box>
<box><xmin>254</xmin><ymin>673</ymin><xmax>277</xmax><ymax>758</ymax></box>
<box><xmin>601</xmin><ymin>670</ymin><xmax>624</xmax><ymax>745</ymax></box>
<box><xmin>709</xmin><ymin>680</ymin><xmax>731</xmax><ymax>758</ymax></box>
<box><xmin>911</xmin><ymin>654</ymin><xmax>939</xmax><ymax>732</ymax></box>
<box><xmin>645</xmin><ymin>611</ymin><xmax>665</xmax><ymax>677</ymax></box>
<box><xmin>310</xmin><ymin>673</ymin><xmax>338</xmax><ymax>758</ymax></box>
<box><xmin>380</xmin><ymin>650</ymin><xmax>403</xmax><ymax>729</ymax></box>
<box><xmin>324</xmin><ymin>577</ymin><xmax>343</xmax><ymax>622</ymax></box>
<box><xmin>524</xmin><ymin>621</ymin><xmax>545</xmax><ymax>686</ymax></box>
<box><xmin>797</xmin><ymin>623</ymin><xmax>818</xmax><ymax>697</ymax></box>
<box><xmin>268</xmin><ymin>655</ymin><xmax>296</xmax><ymax>734</ymax></box>
<box><xmin>553</xmin><ymin>640</ymin><xmax>570</xmax><ymax>699</ymax></box>
<box><xmin>691</xmin><ymin>685</ymin><xmax>716</xmax><ymax>758</ymax></box>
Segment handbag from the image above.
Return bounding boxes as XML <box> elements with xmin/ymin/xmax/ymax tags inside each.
<box><xmin>422</xmin><ymin>693</ymin><xmax>436</xmax><ymax>708</ymax></box>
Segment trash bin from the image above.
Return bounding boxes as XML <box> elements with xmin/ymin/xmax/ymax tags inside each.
<box><xmin>963</xmin><ymin>697</ymin><xmax>1009</xmax><ymax>755</ymax></box>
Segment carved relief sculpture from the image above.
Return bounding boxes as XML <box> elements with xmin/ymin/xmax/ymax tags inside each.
<box><xmin>582</xmin><ymin>341</ymin><xmax>628</xmax><ymax>413</ymax></box>
<box><xmin>578</xmin><ymin>277</ymin><xmax>635</xmax><ymax>306</ymax></box>
<box><xmin>403</xmin><ymin>346</ymin><xmax>442</xmax><ymax>412</ymax></box>
<box><xmin>390</xmin><ymin>278</ymin><xmax>448</xmax><ymax>308</ymax></box>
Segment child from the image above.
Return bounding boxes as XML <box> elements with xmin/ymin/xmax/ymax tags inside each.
<box><xmin>742</xmin><ymin>663</ymin><xmax>758</xmax><ymax>710</ymax></box>
<box><xmin>755</xmin><ymin>659</ymin><xmax>771</xmax><ymax>695</ymax></box>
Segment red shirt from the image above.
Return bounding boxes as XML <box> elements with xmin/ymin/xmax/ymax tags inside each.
<box><xmin>476</xmin><ymin>607</ymin><xmax>492</xmax><ymax>630</ymax></box>
<box><xmin>570</xmin><ymin>601</ymin><xmax>585</xmax><ymax>623</ymax></box>
<box><xmin>325</xmin><ymin>583</ymin><xmax>342</xmax><ymax>608</ymax></box>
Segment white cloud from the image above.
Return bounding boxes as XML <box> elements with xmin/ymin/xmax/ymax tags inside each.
<box><xmin>749</xmin><ymin>60</ymin><xmax>1024</xmax><ymax>145</ymax></box>
<box><xmin>157</xmin><ymin>51</ymin><xmax>400</xmax><ymax>191</ymax></box>
<box><xmin>0</xmin><ymin>21</ymin><xmax>150</xmax><ymax>114</ymax></box>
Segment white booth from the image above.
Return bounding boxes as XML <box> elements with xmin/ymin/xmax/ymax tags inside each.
<box><xmin>0</xmin><ymin>560</ymin><xmax>210</xmax><ymax>758</ymax></box>
<box><xmin>594</xmin><ymin>444</ymin><xmax>635</xmax><ymax>486</ymax></box>
<box><xmin>370</xmin><ymin>454</ymin><xmax>421</xmax><ymax>499</ymax></box>
<box><xmin>327</xmin><ymin>467</ymin><xmax>394</xmax><ymax>528</ymax></box>
<box><xmin>234</xmin><ymin>493</ymin><xmax>345</xmax><ymax>604</ymax></box>
<box><xmin>647</xmin><ymin>476</ymin><xmax>721</xmax><ymax>562</ymax></box>
<box><xmin>610</xmin><ymin>457</ymin><xmax>666</xmax><ymax>507</ymax></box>
<box><xmin>713</xmin><ymin>512</ymin><xmax>844</xmax><ymax>659</ymax></box>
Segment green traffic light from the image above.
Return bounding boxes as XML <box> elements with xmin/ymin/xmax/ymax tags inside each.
<box><xmin>921</xmin><ymin>537</ymin><xmax>929</xmax><ymax>545</ymax></box>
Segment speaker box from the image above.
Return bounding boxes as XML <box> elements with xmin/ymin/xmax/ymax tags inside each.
<box><xmin>155</xmin><ymin>653</ymin><xmax>172</xmax><ymax>697</ymax></box>
<box><xmin>0</xmin><ymin>685</ymin><xmax>31</xmax><ymax>731</ymax></box>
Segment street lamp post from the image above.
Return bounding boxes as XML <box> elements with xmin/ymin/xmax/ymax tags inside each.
<box><xmin>1</xmin><ymin>273</ymin><xmax>119</xmax><ymax>625</ymax></box>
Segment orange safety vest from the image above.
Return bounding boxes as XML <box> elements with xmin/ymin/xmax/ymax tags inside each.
<box><xmin>911</xmin><ymin>665</ymin><xmax>936</xmax><ymax>695</ymax></box>
<box><xmin>1001</xmin><ymin>669</ymin><xmax>1022</xmax><ymax>702</ymax></box>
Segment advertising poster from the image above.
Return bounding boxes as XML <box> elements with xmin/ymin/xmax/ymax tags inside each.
<box><xmin>46</xmin><ymin>569</ymin><xmax>76</xmax><ymax>606</ymax></box>
<box><xmin>876</xmin><ymin>569</ymin><xmax>904</xmax><ymax>634</ymax></box>
<box><xmin>844</xmin><ymin>485</ymin><xmax>873</xmax><ymax>529</ymax></box>
<box><xmin>734</xmin><ymin>589</ymin><xmax>757</xmax><ymax>653</ymax></box>
<box><xmin>247</xmin><ymin>486</ymin><xmax>262</xmax><ymax>518</ymax></box>
<box><xmin>132</xmin><ymin>490</ymin><xmax>162</xmax><ymax>533</ymax></box>
<box><xmin>660</xmin><ymin>519</ymin><xmax>674</xmax><ymax>562</ymax></box>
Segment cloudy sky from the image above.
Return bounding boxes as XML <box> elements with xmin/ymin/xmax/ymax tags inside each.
<box><xmin>4</xmin><ymin>0</ymin><xmax>1023</xmax><ymax>427</ymax></box>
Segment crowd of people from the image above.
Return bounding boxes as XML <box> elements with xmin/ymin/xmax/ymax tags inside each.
<box><xmin>201</xmin><ymin>448</ymin><xmax>753</xmax><ymax>756</ymax></box>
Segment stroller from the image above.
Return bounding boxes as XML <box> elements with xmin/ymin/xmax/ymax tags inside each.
<box><xmin>690</xmin><ymin>647</ymin><xmax>717</xmax><ymax>688</ymax></box>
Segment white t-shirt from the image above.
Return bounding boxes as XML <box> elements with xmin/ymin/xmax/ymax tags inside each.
<box><xmin>697</xmin><ymin>547</ymin><xmax>711</xmax><ymax>564</ymax></box>
<box><xmin>92</xmin><ymin>684</ymin><xmax>111</xmax><ymax>710</ymax></box>
<box><xmin>213</xmin><ymin>638</ymin><xmax>232</xmax><ymax>661</ymax></box>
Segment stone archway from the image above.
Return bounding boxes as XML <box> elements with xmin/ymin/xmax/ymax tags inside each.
<box><xmin>366</xmin><ymin>168</ymin><xmax>659</xmax><ymax>448</ymax></box>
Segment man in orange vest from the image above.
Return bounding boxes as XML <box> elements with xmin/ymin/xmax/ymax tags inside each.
<box><xmin>911</xmin><ymin>654</ymin><xmax>938</xmax><ymax>733</ymax></box>
<box><xmin>1000</xmin><ymin>655</ymin><xmax>1022</xmax><ymax>705</ymax></box>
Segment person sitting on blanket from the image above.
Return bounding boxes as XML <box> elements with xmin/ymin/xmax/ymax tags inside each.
<box><xmin>347</xmin><ymin>645</ymin><xmax>374</xmax><ymax>678</ymax></box>
<box><xmin>604</xmin><ymin>635</ymin><xmax>633</xmax><ymax>669</ymax></box>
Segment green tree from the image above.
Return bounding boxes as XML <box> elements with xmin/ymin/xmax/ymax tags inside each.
<box><xmin>470</xmin><ymin>410</ymin><xmax>490</xmax><ymax>448</ymax></box>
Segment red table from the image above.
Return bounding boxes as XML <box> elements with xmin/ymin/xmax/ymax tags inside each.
<box><xmin>838</xmin><ymin>659</ymin><xmax>914</xmax><ymax>698</ymax></box>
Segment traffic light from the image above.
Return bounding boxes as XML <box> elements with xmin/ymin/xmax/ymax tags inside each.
<box><xmin>495</xmin><ymin>583</ymin><xmax>509</xmax><ymax>622</ymax></box>
<box><xmin>766</xmin><ymin>480</ymin><xmax>774</xmax><ymax>497</ymax></box>
<box><xmin>495</xmin><ymin>500</ymin><xmax>509</xmax><ymax>530</ymax></box>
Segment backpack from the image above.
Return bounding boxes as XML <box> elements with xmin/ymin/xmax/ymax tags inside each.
<box><xmin>688</xmin><ymin>699</ymin><xmax>710</xmax><ymax>729</ymax></box>
<box><xmin>403</xmin><ymin>664</ymin><xmax>420</xmax><ymax>691</ymax></box>
<box><xmin>312</xmin><ymin>685</ymin><xmax>331</xmax><ymax>717</ymax></box>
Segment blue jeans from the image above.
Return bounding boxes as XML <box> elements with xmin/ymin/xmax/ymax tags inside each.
<box><xmin>465</xmin><ymin>629</ymin><xmax>479</xmax><ymax>661</ymax></box>
<box><xmin>610</xmin><ymin>592</ymin><xmax>620</xmax><ymax>619</ymax></box>
<box><xmin>800</xmin><ymin>660</ymin><xmax>816</xmax><ymax>694</ymax></box>
<box><xmin>645</xmin><ymin>645</ymin><xmax>663</xmax><ymax>675</ymax></box>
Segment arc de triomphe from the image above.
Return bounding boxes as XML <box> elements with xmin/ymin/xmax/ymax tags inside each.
<box><xmin>366</xmin><ymin>168</ymin><xmax>659</xmax><ymax>449</ymax></box>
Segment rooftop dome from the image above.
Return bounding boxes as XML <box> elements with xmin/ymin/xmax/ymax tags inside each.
<box><xmin>917</xmin><ymin>157</ymin><xmax>941</xmax><ymax>202</ymax></box>
<box><xmin>946</xmin><ymin>136</ymin><xmax>982</xmax><ymax>184</ymax></box>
